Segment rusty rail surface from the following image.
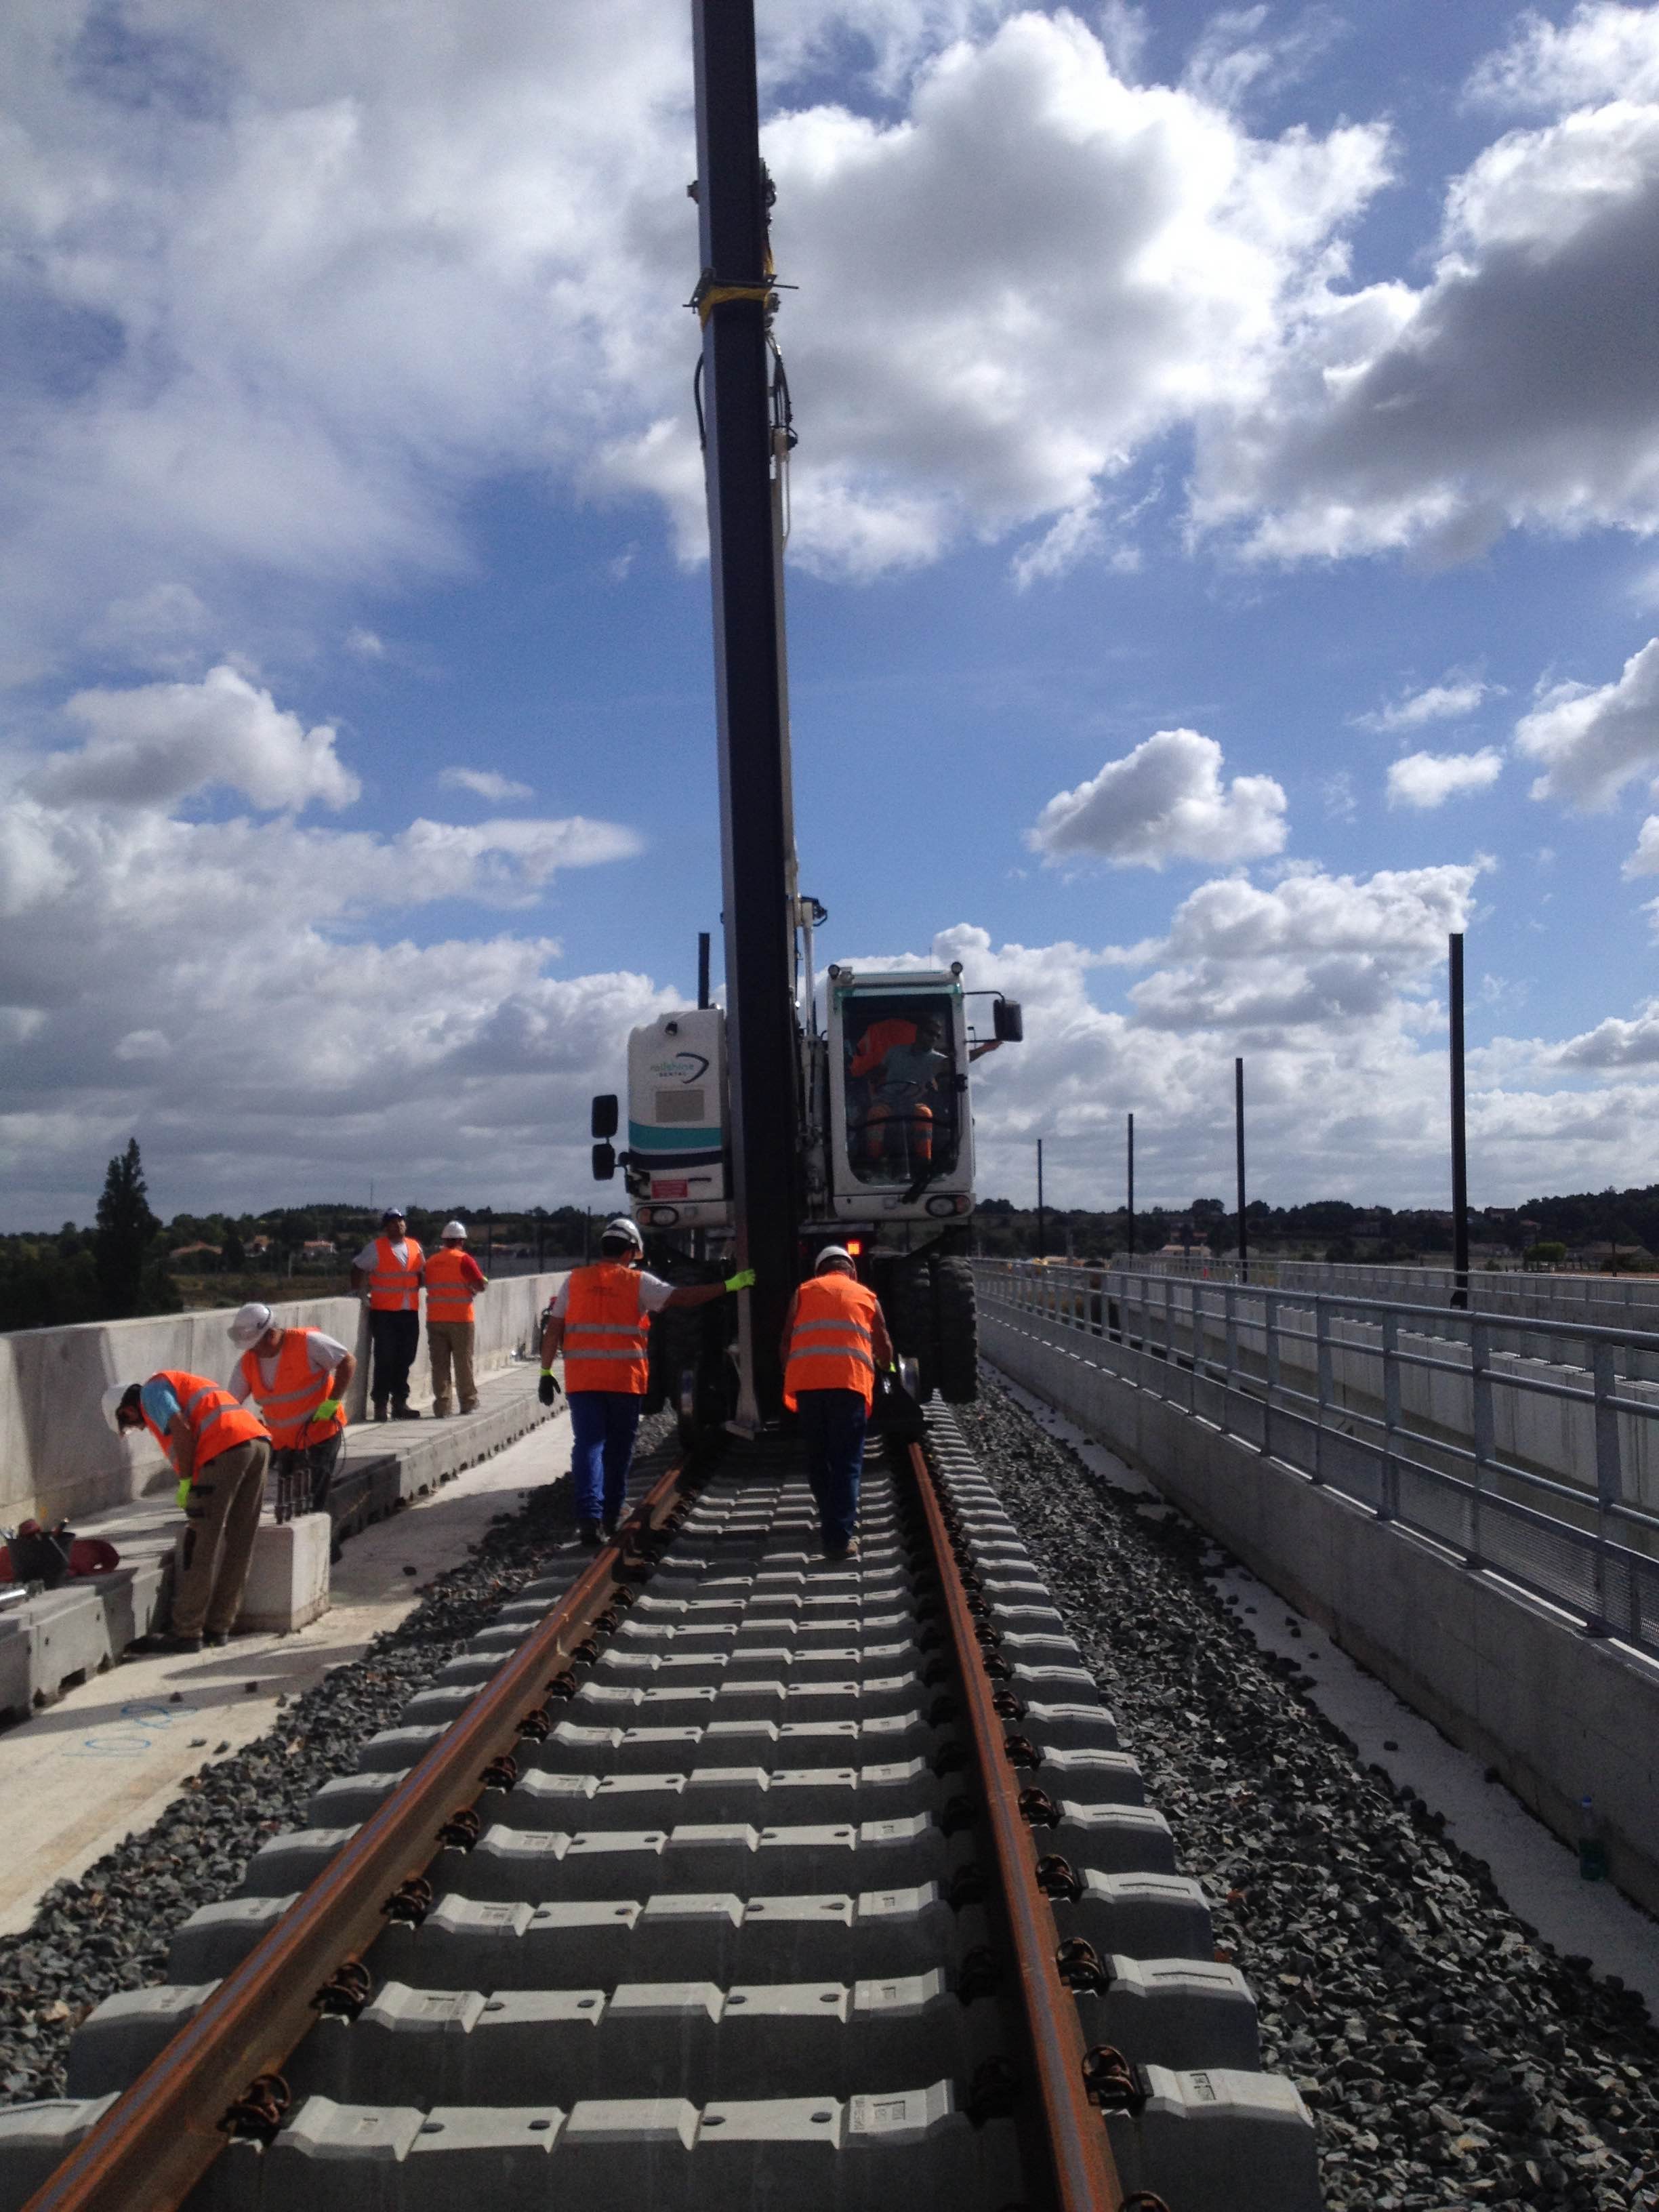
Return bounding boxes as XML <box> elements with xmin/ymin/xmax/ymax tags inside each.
<box><xmin>909</xmin><ymin>1437</ymin><xmax>1124</xmax><ymax>2212</ymax></box>
<box><xmin>24</xmin><ymin>1453</ymin><xmax>695</xmax><ymax>2212</ymax></box>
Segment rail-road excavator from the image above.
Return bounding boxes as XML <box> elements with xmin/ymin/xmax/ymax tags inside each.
<box><xmin>588</xmin><ymin>1</ymin><xmax>1021</xmax><ymax>1435</ymax></box>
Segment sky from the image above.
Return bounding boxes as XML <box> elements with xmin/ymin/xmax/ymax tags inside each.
<box><xmin>9</xmin><ymin>1</ymin><xmax>1659</xmax><ymax>1225</ymax></box>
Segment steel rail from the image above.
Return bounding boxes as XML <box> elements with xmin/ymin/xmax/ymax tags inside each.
<box><xmin>23</xmin><ymin>1453</ymin><xmax>695</xmax><ymax>2212</ymax></box>
<box><xmin>908</xmin><ymin>1438</ymin><xmax>1123</xmax><ymax>2211</ymax></box>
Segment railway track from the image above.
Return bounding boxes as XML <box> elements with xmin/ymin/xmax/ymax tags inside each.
<box><xmin>2</xmin><ymin>1408</ymin><xmax>1321</xmax><ymax>2211</ymax></box>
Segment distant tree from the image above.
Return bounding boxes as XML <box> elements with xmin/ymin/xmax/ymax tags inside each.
<box><xmin>222</xmin><ymin>1229</ymin><xmax>246</xmax><ymax>1269</ymax></box>
<box><xmin>95</xmin><ymin>1139</ymin><xmax>162</xmax><ymax>1317</ymax></box>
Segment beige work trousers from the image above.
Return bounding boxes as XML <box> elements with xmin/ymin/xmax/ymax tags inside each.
<box><xmin>428</xmin><ymin>1319</ymin><xmax>478</xmax><ymax>1414</ymax></box>
<box><xmin>173</xmin><ymin>1439</ymin><xmax>270</xmax><ymax>1639</ymax></box>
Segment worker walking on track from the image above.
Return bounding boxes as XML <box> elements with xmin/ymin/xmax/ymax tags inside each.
<box><xmin>350</xmin><ymin>1206</ymin><xmax>424</xmax><ymax>1420</ymax></box>
<box><xmin>539</xmin><ymin>1216</ymin><xmax>753</xmax><ymax>1543</ymax></box>
<box><xmin>781</xmin><ymin>1246</ymin><xmax>893</xmax><ymax>1561</ymax></box>
<box><xmin>102</xmin><ymin>1372</ymin><xmax>270</xmax><ymax>1652</ymax></box>
<box><xmin>425</xmin><ymin>1220</ymin><xmax>487</xmax><ymax>1417</ymax></box>
<box><xmin>225</xmin><ymin>1302</ymin><xmax>354</xmax><ymax>1557</ymax></box>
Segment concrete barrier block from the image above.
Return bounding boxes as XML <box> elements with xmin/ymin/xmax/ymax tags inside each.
<box><xmin>169</xmin><ymin>1514</ymin><xmax>331</xmax><ymax>1635</ymax></box>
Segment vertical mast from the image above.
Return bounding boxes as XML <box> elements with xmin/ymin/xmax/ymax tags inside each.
<box><xmin>692</xmin><ymin>0</ymin><xmax>801</xmax><ymax>1422</ymax></box>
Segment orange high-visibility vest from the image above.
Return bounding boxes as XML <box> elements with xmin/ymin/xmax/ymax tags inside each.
<box><xmin>425</xmin><ymin>1247</ymin><xmax>477</xmax><ymax>1324</ymax></box>
<box><xmin>237</xmin><ymin>1330</ymin><xmax>346</xmax><ymax>1451</ymax></box>
<box><xmin>142</xmin><ymin>1369</ymin><xmax>268</xmax><ymax>1484</ymax></box>
<box><xmin>367</xmin><ymin>1235</ymin><xmax>424</xmax><ymax>1311</ymax></box>
<box><xmin>783</xmin><ymin>1275</ymin><xmax>880</xmax><ymax>1411</ymax></box>
<box><xmin>562</xmin><ymin>1263</ymin><xmax>651</xmax><ymax>1395</ymax></box>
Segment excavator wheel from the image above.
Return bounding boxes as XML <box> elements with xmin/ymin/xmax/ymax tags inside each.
<box><xmin>883</xmin><ymin>1256</ymin><xmax>938</xmax><ymax>1400</ymax></box>
<box><xmin>930</xmin><ymin>1254</ymin><xmax>979</xmax><ymax>1404</ymax></box>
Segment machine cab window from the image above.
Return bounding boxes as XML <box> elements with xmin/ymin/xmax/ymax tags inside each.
<box><xmin>842</xmin><ymin>994</ymin><xmax>960</xmax><ymax>1186</ymax></box>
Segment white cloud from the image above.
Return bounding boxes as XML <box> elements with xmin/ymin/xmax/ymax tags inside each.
<box><xmin>439</xmin><ymin>766</ymin><xmax>534</xmax><ymax>803</ymax></box>
<box><xmin>1469</xmin><ymin>3</ymin><xmax>1659</xmax><ymax>111</ymax></box>
<box><xmin>1356</xmin><ymin>679</ymin><xmax>1494</xmax><ymax>732</ymax></box>
<box><xmin>1386</xmin><ymin>748</ymin><xmax>1504</xmax><ymax>808</ymax></box>
<box><xmin>346</xmin><ymin>627</ymin><xmax>386</xmax><ymax>659</ymax></box>
<box><xmin>0</xmin><ymin>715</ymin><xmax>652</xmax><ymax>1221</ymax></box>
<box><xmin>1028</xmin><ymin>729</ymin><xmax>1288</xmax><ymax>869</ymax></box>
<box><xmin>32</xmin><ymin>665</ymin><xmax>361</xmax><ymax>812</ymax></box>
<box><xmin>1555</xmin><ymin>998</ymin><xmax>1659</xmax><ymax>1065</ymax></box>
<box><xmin>1514</xmin><ymin>636</ymin><xmax>1659</xmax><ymax>807</ymax></box>
<box><xmin>1193</xmin><ymin>58</ymin><xmax>1659</xmax><ymax>563</ymax></box>
<box><xmin>83</xmin><ymin>585</ymin><xmax>213</xmax><ymax>675</ymax></box>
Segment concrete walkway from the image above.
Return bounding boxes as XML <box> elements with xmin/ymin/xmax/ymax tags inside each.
<box><xmin>0</xmin><ymin>1399</ymin><xmax>573</xmax><ymax>1936</ymax></box>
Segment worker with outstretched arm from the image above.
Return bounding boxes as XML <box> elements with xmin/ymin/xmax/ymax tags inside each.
<box><xmin>780</xmin><ymin>1246</ymin><xmax>894</xmax><ymax>1561</ymax></box>
<box><xmin>225</xmin><ymin>1301</ymin><xmax>354</xmax><ymax>1557</ymax></box>
<box><xmin>102</xmin><ymin>1372</ymin><xmax>270</xmax><ymax>1652</ymax></box>
<box><xmin>539</xmin><ymin>1216</ymin><xmax>753</xmax><ymax>1543</ymax></box>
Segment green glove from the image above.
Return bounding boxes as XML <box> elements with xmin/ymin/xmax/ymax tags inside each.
<box><xmin>724</xmin><ymin>1267</ymin><xmax>756</xmax><ymax>1292</ymax></box>
<box><xmin>313</xmin><ymin>1397</ymin><xmax>342</xmax><ymax>1425</ymax></box>
<box><xmin>176</xmin><ymin>1477</ymin><xmax>191</xmax><ymax>1511</ymax></box>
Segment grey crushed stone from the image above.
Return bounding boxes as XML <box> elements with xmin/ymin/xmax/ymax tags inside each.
<box><xmin>960</xmin><ymin>1376</ymin><xmax>1659</xmax><ymax>2212</ymax></box>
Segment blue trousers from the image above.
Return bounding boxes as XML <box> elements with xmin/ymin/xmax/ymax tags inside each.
<box><xmin>568</xmin><ymin>1390</ymin><xmax>643</xmax><ymax>1524</ymax></box>
<box><xmin>796</xmin><ymin>1388</ymin><xmax>867</xmax><ymax>1549</ymax></box>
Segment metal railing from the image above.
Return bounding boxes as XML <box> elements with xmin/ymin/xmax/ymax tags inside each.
<box><xmin>974</xmin><ymin>1258</ymin><xmax>1659</xmax><ymax>1657</ymax></box>
<box><xmin>1127</xmin><ymin>1251</ymin><xmax>1659</xmax><ymax>1349</ymax></box>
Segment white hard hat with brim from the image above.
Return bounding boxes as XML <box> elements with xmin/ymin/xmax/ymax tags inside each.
<box><xmin>228</xmin><ymin>1301</ymin><xmax>274</xmax><ymax>1347</ymax></box>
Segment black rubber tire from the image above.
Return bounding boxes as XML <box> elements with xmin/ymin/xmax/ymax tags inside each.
<box><xmin>884</xmin><ymin>1256</ymin><xmax>938</xmax><ymax>1399</ymax></box>
<box><xmin>930</xmin><ymin>1254</ymin><xmax>979</xmax><ymax>1403</ymax></box>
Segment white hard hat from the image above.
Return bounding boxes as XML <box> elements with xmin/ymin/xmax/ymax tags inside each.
<box><xmin>441</xmin><ymin>1219</ymin><xmax>468</xmax><ymax>1241</ymax></box>
<box><xmin>228</xmin><ymin>1300</ymin><xmax>274</xmax><ymax>1347</ymax></box>
<box><xmin>816</xmin><ymin>1246</ymin><xmax>856</xmax><ymax>1272</ymax></box>
<box><xmin>102</xmin><ymin>1383</ymin><xmax>136</xmax><ymax>1433</ymax></box>
<box><xmin>600</xmin><ymin>1215</ymin><xmax>644</xmax><ymax>1252</ymax></box>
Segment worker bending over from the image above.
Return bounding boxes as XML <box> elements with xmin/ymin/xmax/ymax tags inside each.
<box><xmin>102</xmin><ymin>1372</ymin><xmax>270</xmax><ymax>1652</ymax></box>
<box><xmin>350</xmin><ymin>1206</ymin><xmax>424</xmax><ymax>1420</ymax></box>
<box><xmin>781</xmin><ymin>1246</ymin><xmax>893</xmax><ymax>1561</ymax></box>
<box><xmin>539</xmin><ymin>1216</ymin><xmax>753</xmax><ymax>1544</ymax></box>
<box><xmin>226</xmin><ymin>1301</ymin><xmax>354</xmax><ymax>1557</ymax></box>
<box><xmin>425</xmin><ymin>1220</ymin><xmax>487</xmax><ymax>1416</ymax></box>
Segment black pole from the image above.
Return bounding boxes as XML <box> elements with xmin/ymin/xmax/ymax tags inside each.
<box><xmin>1126</xmin><ymin>1112</ymin><xmax>1135</xmax><ymax>1258</ymax></box>
<box><xmin>1036</xmin><ymin>1138</ymin><xmax>1045</xmax><ymax>1261</ymax></box>
<box><xmin>1450</xmin><ymin>931</ymin><xmax>1469</xmax><ymax>1309</ymax></box>
<box><xmin>692</xmin><ymin>0</ymin><xmax>802</xmax><ymax>1418</ymax></box>
<box><xmin>697</xmin><ymin>931</ymin><xmax>712</xmax><ymax>1010</ymax></box>
<box><xmin>1235</xmin><ymin>1057</ymin><xmax>1248</xmax><ymax>1284</ymax></box>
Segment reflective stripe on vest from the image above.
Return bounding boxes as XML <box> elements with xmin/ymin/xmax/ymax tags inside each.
<box><xmin>237</xmin><ymin>1330</ymin><xmax>344</xmax><ymax>1451</ymax></box>
<box><xmin>783</xmin><ymin>1275</ymin><xmax>880</xmax><ymax>1412</ymax></box>
<box><xmin>143</xmin><ymin>1367</ymin><xmax>269</xmax><ymax>1483</ymax></box>
<box><xmin>563</xmin><ymin>1263</ymin><xmax>651</xmax><ymax>1395</ymax></box>
<box><xmin>368</xmin><ymin>1235</ymin><xmax>424</xmax><ymax>1311</ymax></box>
<box><xmin>425</xmin><ymin>1247</ymin><xmax>476</xmax><ymax>1324</ymax></box>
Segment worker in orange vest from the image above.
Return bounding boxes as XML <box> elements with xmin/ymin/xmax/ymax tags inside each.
<box><xmin>780</xmin><ymin>1246</ymin><xmax>894</xmax><ymax>1560</ymax></box>
<box><xmin>226</xmin><ymin>1301</ymin><xmax>354</xmax><ymax>1555</ymax></box>
<box><xmin>102</xmin><ymin>1372</ymin><xmax>271</xmax><ymax>1652</ymax></box>
<box><xmin>538</xmin><ymin>1216</ymin><xmax>754</xmax><ymax>1543</ymax></box>
<box><xmin>349</xmin><ymin>1206</ymin><xmax>425</xmax><ymax>1420</ymax></box>
<box><xmin>425</xmin><ymin>1220</ymin><xmax>488</xmax><ymax>1416</ymax></box>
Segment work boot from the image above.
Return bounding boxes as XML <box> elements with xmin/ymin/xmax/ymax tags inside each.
<box><xmin>204</xmin><ymin>1631</ymin><xmax>229</xmax><ymax>1648</ymax></box>
<box><xmin>144</xmin><ymin>1631</ymin><xmax>202</xmax><ymax>1654</ymax></box>
<box><xmin>460</xmin><ymin>1399</ymin><xmax>480</xmax><ymax>1414</ymax></box>
<box><xmin>577</xmin><ymin>1519</ymin><xmax>604</xmax><ymax>1547</ymax></box>
<box><xmin>373</xmin><ymin>1404</ymin><xmax>389</xmax><ymax>1424</ymax></box>
<box><xmin>823</xmin><ymin>1535</ymin><xmax>860</xmax><ymax>1563</ymax></box>
<box><xmin>393</xmin><ymin>1402</ymin><xmax>421</xmax><ymax>1420</ymax></box>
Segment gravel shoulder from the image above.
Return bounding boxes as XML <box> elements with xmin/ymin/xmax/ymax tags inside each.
<box><xmin>960</xmin><ymin>1374</ymin><xmax>1659</xmax><ymax>2212</ymax></box>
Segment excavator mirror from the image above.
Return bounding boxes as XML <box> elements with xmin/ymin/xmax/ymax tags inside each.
<box><xmin>994</xmin><ymin>999</ymin><xmax>1024</xmax><ymax>1043</ymax></box>
<box><xmin>592</xmin><ymin>1142</ymin><xmax>617</xmax><ymax>1182</ymax></box>
<box><xmin>591</xmin><ymin>1094</ymin><xmax>619</xmax><ymax>1139</ymax></box>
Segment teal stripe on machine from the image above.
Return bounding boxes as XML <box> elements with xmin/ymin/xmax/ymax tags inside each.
<box><xmin>628</xmin><ymin>1124</ymin><xmax>723</xmax><ymax>1151</ymax></box>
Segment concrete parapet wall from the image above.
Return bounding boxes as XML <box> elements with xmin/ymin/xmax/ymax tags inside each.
<box><xmin>983</xmin><ymin>1309</ymin><xmax>1659</xmax><ymax>1919</ymax></box>
<box><xmin>0</xmin><ymin>1273</ymin><xmax>566</xmax><ymax>1528</ymax></box>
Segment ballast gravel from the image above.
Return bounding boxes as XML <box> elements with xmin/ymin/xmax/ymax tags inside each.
<box><xmin>0</xmin><ymin>1428</ymin><xmax>668</xmax><ymax>2108</ymax></box>
<box><xmin>960</xmin><ymin>1376</ymin><xmax>1659</xmax><ymax>2212</ymax></box>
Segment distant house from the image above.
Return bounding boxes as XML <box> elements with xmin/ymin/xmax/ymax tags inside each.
<box><xmin>247</xmin><ymin>1235</ymin><xmax>273</xmax><ymax>1256</ymax></box>
<box><xmin>302</xmin><ymin>1239</ymin><xmax>336</xmax><ymax>1258</ymax></box>
<box><xmin>170</xmin><ymin>1242</ymin><xmax>222</xmax><ymax>1266</ymax></box>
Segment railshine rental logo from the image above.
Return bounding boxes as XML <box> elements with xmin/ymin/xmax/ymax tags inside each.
<box><xmin>651</xmin><ymin>1053</ymin><xmax>710</xmax><ymax>1085</ymax></box>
